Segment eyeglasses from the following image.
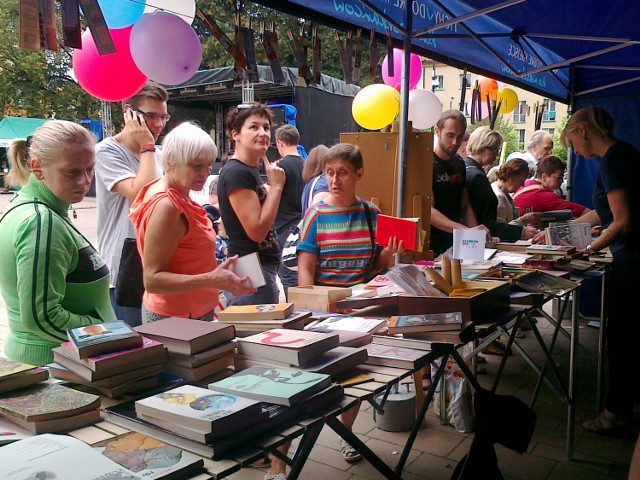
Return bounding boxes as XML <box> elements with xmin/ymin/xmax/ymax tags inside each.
<box><xmin>489</xmin><ymin>147</ymin><xmax>502</xmax><ymax>155</ymax></box>
<box><xmin>130</xmin><ymin>106</ymin><xmax>171</xmax><ymax>124</ymax></box>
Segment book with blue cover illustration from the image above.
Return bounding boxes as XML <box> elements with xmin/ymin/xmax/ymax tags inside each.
<box><xmin>68</xmin><ymin>321</ymin><xmax>143</xmax><ymax>358</ymax></box>
<box><xmin>208</xmin><ymin>366</ymin><xmax>332</xmax><ymax>406</ymax></box>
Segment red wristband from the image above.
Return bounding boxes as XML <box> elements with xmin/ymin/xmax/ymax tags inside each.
<box><xmin>140</xmin><ymin>143</ymin><xmax>156</xmax><ymax>154</ymax></box>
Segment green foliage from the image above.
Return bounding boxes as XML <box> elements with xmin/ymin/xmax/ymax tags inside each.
<box><xmin>468</xmin><ymin>115</ymin><xmax>519</xmax><ymax>156</ymax></box>
<box><xmin>0</xmin><ymin>0</ymin><xmax>101</xmax><ymax>121</ymax></box>
<box><xmin>551</xmin><ymin>114</ymin><xmax>569</xmax><ymax>162</ymax></box>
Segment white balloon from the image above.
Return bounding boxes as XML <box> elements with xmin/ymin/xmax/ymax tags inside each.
<box><xmin>408</xmin><ymin>89</ymin><xmax>443</xmax><ymax>130</ymax></box>
<box><xmin>143</xmin><ymin>0</ymin><xmax>196</xmax><ymax>24</ymax></box>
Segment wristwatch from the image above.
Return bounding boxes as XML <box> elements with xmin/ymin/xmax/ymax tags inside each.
<box><xmin>586</xmin><ymin>244</ymin><xmax>594</xmax><ymax>254</ymax></box>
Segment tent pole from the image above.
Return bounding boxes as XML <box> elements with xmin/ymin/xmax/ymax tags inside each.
<box><xmin>396</xmin><ymin>2</ymin><xmax>412</xmax><ymax>219</ymax></box>
<box><xmin>566</xmin><ymin>66</ymin><xmax>576</xmax><ymax>202</ymax></box>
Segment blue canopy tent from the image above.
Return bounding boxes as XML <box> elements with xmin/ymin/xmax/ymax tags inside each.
<box><xmin>254</xmin><ymin>0</ymin><xmax>640</xmax><ymax>211</ymax></box>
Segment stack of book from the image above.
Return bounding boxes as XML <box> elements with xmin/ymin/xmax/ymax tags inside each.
<box><xmin>49</xmin><ymin>325</ymin><xmax>167</xmax><ymax>398</ymax></box>
<box><xmin>234</xmin><ymin>328</ymin><xmax>368</xmax><ymax>378</ymax></box>
<box><xmin>0</xmin><ymin>358</ymin><xmax>49</xmax><ymax>393</ymax></box>
<box><xmin>216</xmin><ymin>303</ymin><xmax>311</xmax><ymax>335</ymax></box>
<box><xmin>134</xmin><ymin>318</ymin><xmax>236</xmax><ymax>382</ymax></box>
<box><xmin>0</xmin><ymin>383</ymin><xmax>101</xmax><ymax>433</ymax></box>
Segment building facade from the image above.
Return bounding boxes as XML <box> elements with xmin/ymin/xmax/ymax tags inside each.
<box><xmin>421</xmin><ymin>61</ymin><xmax>569</xmax><ymax>150</ymax></box>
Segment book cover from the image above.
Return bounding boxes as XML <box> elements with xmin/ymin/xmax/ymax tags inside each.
<box><xmin>298</xmin><ymin>346</ymin><xmax>368</xmax><ymax>377</ymax></box>
<box><xmin>375</xmin><ymin>214</ymin><xmax>422</xmax><ymax>251</ymax></box>
<box><xmin>67</xmin><ymin>321</ymin><xmax>143</xmax><ymax>358</ymax></box>
<box><xmin>135</xmin><ymin>384</ymin><xmax>263</xmax><ymax>432</ymax></box>
<box><xmin>0</xmin><ymin>383</ymin><xmax>100</xmax><ymax>422</ymax></box>
<box><xmin>134</xmin><ymin>318</ymin><xmax>236</xmax><ymax>355</ymax></box>
<box><xmin>57</xmin><ymin>337</ymin><xmax>167</xmax><ymax>373</ymax></box>
<box><xmin>209</xmin><ymin>366</ymin><xmax>332</xmax><ymax>406</ymax></box>
<box><xmin>0</xmin><ymin>434</ymin><xmax>144</xmax><ymax>480</ymax></box>
<box><xmin>364</xmin><ymin>344</ymin><xmax>431</xmax><ymax>369</ymax></box>
<box><xmin>93</xmin><ymin>431</ymin><xmax>204</xmax><ymax>480</ymax></box>
<box><xmin>0</xmin><ymin>367</ymin><xmax>49</xmax><ymax>393</ymax></box>
<box><xmin>545</xmin><ymin>221</ymin><xmax>591</xmax><ymax>248</ymax></box>
<box><xmin>313</xmin><ymin>316</ymin><xmax>387</xmax><ymax>334</ymax></box>
<box><xmin>236</xmin><ymin>328</ymin><xmax>340</xmax><ymax>366</ymax></box>
<box><xmin>218</xmin><ymin>303</ymin><xmax>295</xmax><ymax>321</ymax></box>
<box><xmin>229</xmin><ymin>251</ymin><xmax>266</xmax><ymax>288</ymax></box>
<box><xmin>0</xmin><ymin>357</ymin><xmax>37</xmax><ymax>381</ymax></box>
<box><xmin>388</xmin><ymin>312</ymin><xmax>463</xmax><ymax>334</ymax></box>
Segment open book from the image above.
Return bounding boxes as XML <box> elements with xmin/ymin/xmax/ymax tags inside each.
<box><xmin>545</xmin><ymin>221</ymin><xmax>591</xmax><ymax>248</ymax></box>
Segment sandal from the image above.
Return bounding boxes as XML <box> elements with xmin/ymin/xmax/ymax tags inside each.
<box><xmin>481</xmin><ymin>340</ymin><xmax>513</xmax><ymax>356</ymax></box>
<box><xmin>582</xmin><ymin>410</ymin><xmax>632</xmax><ymax>436</ymax></box>
<box><xmin>340</xmin><ymin>438</ymin><xmax>363</xmax><ymax>463</ymax></box>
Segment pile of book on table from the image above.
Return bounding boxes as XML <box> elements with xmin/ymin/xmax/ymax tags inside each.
<box><xmin>134</xmin><ymin>317</ymin><xmax>236</xmax><ymax>382</ymax></box>
<box><xmin>216</xmin><ymin>302</ymin><xmax>312</xmax><ymax>336</ymax></box>
<box><xmin>0</xmin><ymin>357</ymin><xmax>49</xmax><ymax>393</ymax></box>
<box><xmin>48</xmin><ymin>321</ymin><xmax>167</xmax><ymax>398</ymax></box>
<box><xmin>234</xmin><ymin>327</ymin><xmax>369</xmax><ymax>379</ymax></box>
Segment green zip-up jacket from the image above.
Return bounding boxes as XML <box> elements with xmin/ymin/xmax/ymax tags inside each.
<box><xmin>0</xmin><ymin>176</ymin><xmax>116</xmax><ymax>365</ymax></box>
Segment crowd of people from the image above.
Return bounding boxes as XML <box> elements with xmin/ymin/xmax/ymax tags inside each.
<box><xmin>0</xmin><ymin>80</ymin><xmax>637</xmax><ymax>477</ymax></box>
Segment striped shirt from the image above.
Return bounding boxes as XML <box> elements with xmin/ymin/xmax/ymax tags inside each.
<box><xmin>298</xmin><ymin>200</ymin><xmax>378</xmax><ymax>287</ymax></box>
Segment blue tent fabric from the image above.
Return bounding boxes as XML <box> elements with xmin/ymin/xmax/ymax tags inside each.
<box><xmin>268</xmin><ymin>103</ymin><xmax>298</xmax><ymax>127</ymax></box>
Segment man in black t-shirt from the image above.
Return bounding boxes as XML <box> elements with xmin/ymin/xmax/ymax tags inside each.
<box><xmin>430</xmin><ymin>110</ymin><xmax>490</xmax><ymax>255</ymax></box>
<box><xmin>274</xmin><ymin>125</ymin><xmax>305</xmax><ymax>298</ymax></box>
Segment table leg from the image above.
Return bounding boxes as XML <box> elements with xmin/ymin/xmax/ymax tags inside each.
<box><xmin>287</xmin><ymin>422</ymin><xmax>323</xmax><ymax>480</ymax></box>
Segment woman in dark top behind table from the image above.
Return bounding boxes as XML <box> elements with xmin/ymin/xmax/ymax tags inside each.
<box><xmin>561</xmin><ymin>106</ymin><xmax>639</xmax><ymax>434</ymax></box>
<box><xmin>217</xmin><ymin>103</ymin><xmax>285</xmax><ymax>305</ymax></box>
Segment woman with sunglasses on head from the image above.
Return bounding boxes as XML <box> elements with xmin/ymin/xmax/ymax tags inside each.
<box><xmin>561</xmin><ymin>107</ymin><xmax>639</xmax><ymax>435</ymax></box>
<box><xmin>0</xmin><ymin>121</ymin><xmax>115</xmax><ymax>365</ymax></box>
<box><xmin>129</xmin><ymin>123</ymin><xmax>255</xmax><ymax>324</ymax></box>
<box><xmin>217</xmin><ymin>104</ymin><xmax>285</xmax><ymax>305</ymax></box>
<box><xmin>464</xmin><ymin>127</ymin><xmax>539</xmax><ymax>241</ymax></box>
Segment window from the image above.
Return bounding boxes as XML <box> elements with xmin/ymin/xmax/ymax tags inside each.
<box><xmin>542</xmin><ymin>100</ymin><xmax>557</xmax><ymax>122</ymax></box>
<box><xmin>433</xmin><ymin>75</ymin><xmax>444</xmax><ymax>91</ymax></box>
<box><xmin>542</xmin><ymin>128</ymin><xmax>555</xmax><ymax>136</ymax></box>
<box><xmin>459</xmin><ymin>73</ymin><xmax>472</xmax><ymax>89</ymax></box>
<box><xmin>513</xmin><ymin>101</ymin><xmax>527</xmax><ymax>123</ymax></box>
<box><xmin>516</xmin><ymin>129</ymin><xmax>526</xmax><ymax>150</ymax></box>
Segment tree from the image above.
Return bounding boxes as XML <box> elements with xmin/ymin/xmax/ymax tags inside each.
<box><xmin>0</xmin><ymin>0</ymin><xmax>101</xmax><ymax>121</ymax></box>
<box><xmin>551</xmin><ymin>114</ymin><xmax>569</xmax><ymax>163</ymax></box>
<box><xmin>468</xmin><ymin>115</ymin><xmax>519</xmax><ymax>157</ymax></box>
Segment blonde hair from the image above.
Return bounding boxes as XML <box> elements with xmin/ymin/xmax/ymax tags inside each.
<box><xmin>162</xmin><ymin>122</ymin><xmax>218</xmax><ymax>170</ymax></box>
<box><xmin>466</xmin><ymin>126</ymin><xmax>503</xmax><ymax>155</ymax></box>
<box><xmin>6</xmin><ymin>139</ymin><xmax>30</xmax><ymax>187</ymax></box>
<box><xmin>560</xmin><ymin>106</ymin><xmax>615</xmax><ymax>148</ymax></box>
<box><xmin>302</xmin><ymin>144</ymin><xmax>329</xmax><ymax>183</ymax></box>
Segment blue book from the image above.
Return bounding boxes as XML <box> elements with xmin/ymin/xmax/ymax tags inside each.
<box><xmin>67</xmin><ymin>321</ymin><xmax>143</xmax><ymax>359</ymax></box>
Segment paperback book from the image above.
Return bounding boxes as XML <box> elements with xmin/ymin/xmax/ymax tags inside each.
<box><xmin>134</xmin><ymin>318</ymin><xmax>236</xmax><ymax>355</ymax></box>
<box><xmin>236</xmin><ymin>328</ymin><xmax>340</xmax><ymax>366</ymax></box>
<box><xmin>545</xmin><ymin>221</ymin><xmax>591</xmax><ymax>248</ymax></box>
<box><xmin>135</xmin><ymin>384</ymin><xmax>263</xmax><ymax>432</ymax></box>
<box><xmin>311</xmin><ymin>316</ymin><xmax>387</xmax><ymax>334</ymax></box>
<box><xmin>0</xmin><ymin>367</ymin><xmax>49</xmax><ymax>393</ymax></box>
<box><xmin>375</xmin><ymin>214</ymin><xmax>423</xmax><ymax>251</ymax></box>
<box><xmin>209</xmin><ymin>365</ymin><xmax>332</xmax><ymax>406</ymax></box>
<box><xmin>7</xmin><ymin>409</ymin><xmax>102</xmax><ymax>434</ymax></box>
<box><xmin>0</xmin><ymin>415</ymin><xmax>33</xmax><ymax>445</ymax></box>
<box><xmin>47</xmin><ymin>361</ymin><xmax>163</xmax><ymax>387</ymax></box>
<box><xmin>67</xmin><ymin>321</ymin><xmax>143</xmax><ymax>358</ymax></box>
<box><xmin>166</xmin><ymin>341</ymin><xmax>236</xmax><ymax>368</ymax></box>
<box><xmin>0</xmin><ymin>357</ymin><xmax>38</xmax><ymax>380</ymax></box>
<box><xmin>217</xmin><ymin>303</ymin><xmax>295</xmax><ymax>321</ymax></box>
<box><xmin>388</xmin><ymin>312</ymin><xmax>463</xmax><ymax>334</ymax></box>
<box><xmin>364</xmin><ymin>343</ymin><xmax>432</xmax><ymax>370</ymax></box>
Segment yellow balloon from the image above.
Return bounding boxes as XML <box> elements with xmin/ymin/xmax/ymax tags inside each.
<box><xmin>497</xmin><ymin>88</ymin><xmax>518</xmax><ymax>114</ymax></box>
<box><xmin>352</xmin><ymin>83</ymin><xmax>399</xmax><ymax>130</ymax></box>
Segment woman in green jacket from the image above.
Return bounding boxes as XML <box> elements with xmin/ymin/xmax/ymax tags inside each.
<box><xmin>0</xmin><ymin>120</ymin><xmax>115</xmax><ymax>365</ymax></box>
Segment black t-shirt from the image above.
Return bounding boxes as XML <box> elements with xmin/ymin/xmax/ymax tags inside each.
<box><xmin>274</xmin><ymin>154</ymin><xmax>305</xmax><ymax>233</ymax></box>
<box><xmin>430</xmin><ymin>152</ymin><xmax>467</xmax><ymax>255</ymax></box>
<box><xmin>217</xmin><ymin>159</ymin><xmax>280</xmax><ymax>264</ymax></box>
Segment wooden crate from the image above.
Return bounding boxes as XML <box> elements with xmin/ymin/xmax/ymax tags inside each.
<box><xmin>288</xmin><ymin>286</ymin><xmax>353</xmax><ymax>313</ymax></box>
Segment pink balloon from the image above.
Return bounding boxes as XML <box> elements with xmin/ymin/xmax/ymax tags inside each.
<box><xmin>381</xmin><ymin>48</ymin><xmax>423</xmax><ymax>91</ymax></box>
<box><xmin>130</xmin><ymin>12</ymin><xmax>202</xmax><ymax>85</ymax></box>
<box><xmin>72</xmin><ymin>27</ymin><xmax>147</xmax><ymax>102</ymax></box>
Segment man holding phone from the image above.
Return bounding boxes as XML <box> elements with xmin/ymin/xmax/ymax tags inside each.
<box><xmin>95</xmin><ymin>81</ymin><xmax>169</xmax><ymax>326</ymax></box>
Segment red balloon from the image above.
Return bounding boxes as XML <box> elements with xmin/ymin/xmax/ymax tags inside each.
<box><xmin>73</xmin><ymin>27</ymin><xmax>147</xmax><ymax>102</ymax></box>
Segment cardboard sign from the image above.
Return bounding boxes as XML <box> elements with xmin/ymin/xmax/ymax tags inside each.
<box><xmin>452</xmin><ymin>229</ymin><xmax>486</xmax><ymax>262</ymax></box>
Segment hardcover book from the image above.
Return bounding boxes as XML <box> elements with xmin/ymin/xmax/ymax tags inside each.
<box><xmin>312</xmin><ymin>316</ymin><xmax>387</xmax><ymax>334</ymax></box>
<box><xmin>0</xmin><ymin>383</ymin><xmax>100</xmax><ymax>422</ymax></box>
<box><xmin>0</xmin><ymin>434</ymin><xmax>144</xmax><ymax>480</ymax></box>
<box><xmin>375</xmin><ymin>214</ymin><xmax>422</xmax><ymax>251</ymax></box>
<box><xmin>93</xmin><ymin>431</ymin><xmax>205</xmax><ymax>480</ymax></box>
<box><xmin>209</xmin><ymin>365</ymin><xmax>332</xmax><ymax>406</ymax></box>
<box><xmin>67</xmin><ymin>321</ymin><xmax>143</xmax><ymax>358</ymax></box>
<box><xmin>217</xmin><ymin>303</ymin><xmax>295</xmax><ymax>321</ymax></box>
<box><xmin>134</xmin><ymin>318</ymin><xmax>236</xmax><ymax>355</ymax></box>
<box><xmin>388</xmin><ymin>312</ymin><xmax>463</xmax><ymax>334</ymax></box>
<box><xmin>236</xmin><ymin>328</ymin><xmax>340</xmax><ymax>366</ymax></box>
<box><xmin>135</xmin><ymin>384</ymin><xmax>263</xmax><ymax>432</ymax></box>
<box><xmin>364</xmin><ymin>343</ymin><xmax>432</xmax><ymax>370</ymax></box>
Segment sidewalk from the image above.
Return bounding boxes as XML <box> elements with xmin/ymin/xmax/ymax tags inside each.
<box><xmin>0</xmin><ymin>194</ymin><xmax>635</xmax><ymax>479</ymax></box>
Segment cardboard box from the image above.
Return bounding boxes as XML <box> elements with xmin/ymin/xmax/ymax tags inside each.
<box><xmin>288</xmin><ymin>286</ymin><xmax>353</xmax><ymax>313</ymax></box>
<box><xmin>337</xmin><ymin>280</ymin><xmax>510</xmax><ymax>322</ymax></box>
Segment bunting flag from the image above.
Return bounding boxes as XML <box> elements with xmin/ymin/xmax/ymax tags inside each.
<box><xmin>459</xmin><ymin>67</ymin><xmax>468</xmax><ymax>112</ymax></box>
<box><xmin>288</xmin><ymin>30</ymin><xmax>313</xmax><ymax>86</ymax></box>
<box><xmin>78</xmin><ymin>0</ymin><xmax>115</xmax><ymax>55</ymax></box>
<box><xmin>369</xmin><ymin>30</ymin><xmax>378</xmax><ymax>78</ymax></box>
<box><xmin>386</xmin><ymin>30</ymin><xmax>393</xmax><ymax>77</ymax></box>
<box><xmin>312</xmin><ymin>25</ymin><xmax>322</xmax><ymax>85</ymax></box>
<box><xmin>242</xmin><ymin>25</ymin><xmax>259</xmax><ymax>83</ymax></box>
<box><xmin>234</xmin><ymin>13</ymin><xmax>246</xmax><ymax>83</ymax></box>
<box><xmin>61</xmin><ymin>0</ymin><xmax>81</xmax><ymax>49</ymax></box>
<box><xmin>19</xmin><ymin>0</ymin><xmax>40</xmax><ymax>52</ymax></box>
<box><xmin>262</xmin><ymin>23</ymin><xmax>285</xmax><ymax>84</ymax></box>
<box><xmin>38</xmin><ymin>0</ymin><xmax>57</xmax><ymax>51</ymax></box>
<box><xmin>334</xmin><ymin>31</ymin><xmax>352</xmax><ymax>84</ymax></box>
<box><xmin>197</xmin><ymin>8</ymin><xmax>246</xmax><ymax>69</ymax></box>
<box><xmin>353</xmin><ymin>29</ymin><xmax>362</xmax><ymax>83</ymax></box>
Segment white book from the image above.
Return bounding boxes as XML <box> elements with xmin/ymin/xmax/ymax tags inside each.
<box><xmin>0</xmin><ymin>434</ymin><xmax>143</xmax><ymax>479</ymax></box>
<box><xmin>311</xmin><ymin>316</ymin><xmax>387</xmax><ymax>334</ymax></box>
<box><xmin>229</xmin><ymin>252</ymin><xmax>266</xmax><ymax>288</ymax></box>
